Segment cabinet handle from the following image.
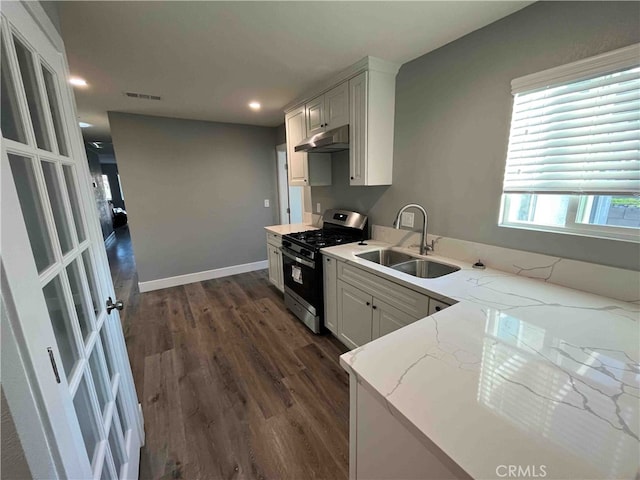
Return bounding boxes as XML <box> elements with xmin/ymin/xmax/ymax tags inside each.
<box><xmin>372</xmin><ymin>305</ymin><xmax>377</xmax><ymax>310</ymax></box>
<box><xmin>350</xmin><ymin>176</ymin><xmax>354</xmax><ymax>180</ymax></box>
<box><xmin>326</xmin><ymin>258</ymin><xmax>331</xmax><ymax>262</ymax></box>
<box><xmin>435</xmin><ymin>306</ymin><xmax>442</xmax><ymax>312</ymax></box>
<box><xmin>304</xmin><ymin>179</ymin><xmax>307</xmax><ymax>183</ymax></box>
<box><xmin>366</xmin><ymin>301</ymin><xmax>371</xmax><ymax>306</ymax></box>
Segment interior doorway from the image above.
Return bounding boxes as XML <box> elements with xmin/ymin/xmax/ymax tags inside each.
<box><xmin>276</xmin><ymin>144</ymin><xmax>303</xmax><ymax>224</ymax></box>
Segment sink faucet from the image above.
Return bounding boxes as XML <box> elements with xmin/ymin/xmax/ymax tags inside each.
<box><xmin>393</xmin><ymin>203</ymin><xmax>434</xmax><ymax>255</ymax></box>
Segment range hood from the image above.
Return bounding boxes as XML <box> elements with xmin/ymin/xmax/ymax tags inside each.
<box><xmin>295</xmin><ymin>124</ymin><xmax>349</xmax><ymax>153</ymax></box>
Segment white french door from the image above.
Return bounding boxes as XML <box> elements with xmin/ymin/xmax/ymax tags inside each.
<box><xmin>1</xmin><ymin>3</ymin><xmax>143</xmax><ymax>479</ymax></box>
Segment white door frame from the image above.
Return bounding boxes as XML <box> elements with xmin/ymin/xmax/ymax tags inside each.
<box><xmin>276</xmin><ymin>143</ymin><xmax>290</xmax><ymax>224</ymax></box>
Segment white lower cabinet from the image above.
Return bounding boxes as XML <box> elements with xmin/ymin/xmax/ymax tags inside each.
<box><xmin>337</xmin><ymin>280</ymin><xmax>373</xmax><ymax>350</ymax></box>
<box><xmin>329</xmin><ymin>257</ymin><xmax>452</xmax><ymax>349</ymax></box>
<box><xmin>373</xmin><ymin>299</ymin><xmax>418</xmax><ymax>339</ymax></box>
<box><xmin>266</xmin><ymin>232</ymin><xmax>284</xmax><ymax>292</ymax></box>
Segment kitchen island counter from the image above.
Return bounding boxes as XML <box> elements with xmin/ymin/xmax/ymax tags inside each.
<box><xmin>322</xmin><ymin>241</ymin><xmax>639</xmax><ymax>480</ymax></box>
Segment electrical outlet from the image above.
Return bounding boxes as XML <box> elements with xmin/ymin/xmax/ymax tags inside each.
<box><xmin>264</xmin><ymin>199</ymin><xmax>270</xmax><ymax>208</ymax></box>
<box><xmin>401</xmin><ymin>212</ymin><xmax>415</xmax><ymax>228</ymax></box>
<box><xmin>316</xmin><ymin>203</ymin><xmax>321</xmax><ymax>213</ymax></box>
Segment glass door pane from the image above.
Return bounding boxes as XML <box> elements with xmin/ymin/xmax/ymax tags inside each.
<box><xmin>73</xmin><ymin>374</ymin><xmax>101</xmax><ymax>464</ymax></box>
<box><xmin>7</xmin><ymin>153</ymin><xmax>55</xmax><ymax>272</ymax></box>
<box><xmin>63</xmin><ymin>165</ymin><xmax>87</xmax><ymax>242</ymax></box>
<box><xmin>66</xmin><ymin>258</ymin><xmax>94</xmax><ymax>342</ymax></box>
<box><xmin>42</xmin><ymin>276</ymin><xmax>80</xmax><ymax>377</ymax></box>
<box><xmin>1</xmin><ymin>33</ymin><xmax>26</xmax><ymax>143</ymax></box>
<box><xmin>115</xmin><ymin>391</ymin><xmax>129</xmax><ymax>437</ymax></box>
<box><xmin>108</xmin><ymin>416</ymin><xmax>126</xmax><ymax>478</ymax></box>
<box><xmin>41</xmin><ymin>64</ymin><xmax>68</xmax><ymax>156</ymax></box>
<box><xmin>100</xmin><ymin>326</ymin><xmax>116</xmax><ymax>382</ymax></box>
<box><xmin>41</xmin><ymin>160</ymin><xmax>74</xmax><ymax>253</ymax></box>
<box><xmin>12</xmin><ymin>34</ymin><xmax>51</xmax><ymax>151</ymax></box>
<box><xmin>88</xmin><ymin>345</ymin><xmax>111</xmax><ymax>418</ymax></box>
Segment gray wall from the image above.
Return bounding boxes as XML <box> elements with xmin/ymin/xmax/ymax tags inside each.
<box><xmin>109</xmin><ymin>112</ymin><xmax>279</xmax><ymax>283</ymax></box>
<box><xmin>312</xmin><ymin>150</ymin><xmax>389</xmax><ymax>215</ymax></box>
<box><xmin>312</xmin><ymin>1</ymin><xmax>640</xmax><ymax>270</ymax></box>
<box><xmin>275</xmin><ymin>123</ymin><xmax>286</xmax><ymax>146</ymax></box>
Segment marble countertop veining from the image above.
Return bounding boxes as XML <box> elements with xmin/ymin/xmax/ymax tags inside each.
<box><xmin>264</xmin><ymin>223</ymin><xmax>319</xmax><ymax>235</ymax></box>
<box><xmin>323</xmin><ymin>241</ymin><xmax>640</xmax><ymax>480</ymax></box>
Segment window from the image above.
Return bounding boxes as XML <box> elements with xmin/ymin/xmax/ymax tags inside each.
<box><xmin>101</xmin><ymin>174</ymin><xmax>112</xmax><ymax>201</ymax></box>
<box><xmin>499</xmin><ymin>44</ymin><xmax>639</xmax><ymax>242</ymax></box>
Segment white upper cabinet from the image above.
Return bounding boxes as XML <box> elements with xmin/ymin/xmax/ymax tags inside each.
<box><xmin>285</xmin><ymin>105</ymin><xmax>332</xmax><ymax>187</ymax></box>
<box><xmin>305</xmin><ymin>81</ymin><xmax>349</xmax><ymax>137</ymax></box>
<box><xmin>286</xmin><ymin>105</ymin><xmax>309</xmax><ymax>186</ymax></box>
<box><xmin>324</xmin><ymin>82</ymin><xmax>349</xmax><ymax>130</ymax></box>
<box><xmin>349</xmin><ymin>69</ymin><xmax>397</xmax><ymax>186</ymax></box>
<box><xmin>305</xmin><ymin>95</ymin><xmax>325</xmax><ymax>136</ymax></box>
<box><xmin>284</xmin><ymin>56</ymin><xmax>399</xmax><ymax>187</ymax></box>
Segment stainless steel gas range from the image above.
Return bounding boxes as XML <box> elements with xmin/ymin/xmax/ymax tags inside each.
<box><xmin>281</xmin><ymin>209</ymin><xmax>368</xmax><ymax>333</ymax></box>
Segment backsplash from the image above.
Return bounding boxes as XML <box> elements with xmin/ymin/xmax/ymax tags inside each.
<box><xmin>372</xmin><ymin>225</ymin><xmax>640</xmax><ymax>303</ymax></box>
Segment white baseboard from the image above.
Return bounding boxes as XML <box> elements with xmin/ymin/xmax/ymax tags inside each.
<box><xmin>138</xmin><ymin>260</ymin><xmax>268</xmax><ymax>293</ymax></box>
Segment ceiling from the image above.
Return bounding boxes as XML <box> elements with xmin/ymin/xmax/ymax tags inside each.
<box><xmin>57</xmin><ymin>1</ymin><xmax>532</xmax><ymax>142</ymax></box>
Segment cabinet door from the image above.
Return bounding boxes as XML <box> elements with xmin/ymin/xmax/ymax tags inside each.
<box><xmin>338</xmin><ymin>280</ymin><xmax>373</xmax><ymax>350</ymax></box>
<box><xmin>285</xmin><ymin>106</ymin><xmax>309</xmax><ymax>186</ymax></box>
<box><xmin>324</xmin><ymin>82</ymin><xmax>349</xmax><ymax>130</ymax></box>
<box><xmin>349</xmin><ymin>71</ymin><xmax>367</xmax><ymax>186</ymax></box>
<box><xmin>305</xmin><ymin>95</ymin><xmax>325</xmax><ymax>136</ymax></box>
<box><xmin>267</xmin><ymin>245</ymin><xmax>280</xmax><ymax>287</ymax></box>
<box><xmin>323</xmin><ymin>255</ymin><xmax>338</xmax><ymax>334</ymax></box>
<box><xmin>373</xmin><ymin>299</ymin><xmax>419</xmax><ymax>340</ymax></box>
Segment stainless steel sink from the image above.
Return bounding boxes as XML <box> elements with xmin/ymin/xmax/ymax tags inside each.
<box><xmin>391</xmin><ymin>259</ymin><xmax>460</xmax><ymax>279</ymax></box>
<box><xmin>356</xmin><ymin>248</ymin><xmax>460</xmax><ymax>279</ymax></box>
<box><xmin>356</xmin><ymin>249</ymin><xmax>415</xmax><ymax>266</ymax></box>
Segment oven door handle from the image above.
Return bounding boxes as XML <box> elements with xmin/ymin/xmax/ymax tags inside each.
<box><xmin>281</xmin><ymin>248</ymin><xmax>315</xmax><ymax>269</ymax></box>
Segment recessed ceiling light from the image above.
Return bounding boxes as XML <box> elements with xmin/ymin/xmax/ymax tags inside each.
<box><xmin>79</xmin><ymin>122</ymin><xmax>93</xmax><ymax>128</ymax></box>
<box><xmin>249</xmin><ymin>102</ymin><xmax>261</xmax><ymax>110</ymax></box>
<box><xmin>70</xmin><ymin>77</ymin><xmax>88</xmax><ymax>87</ymax></box>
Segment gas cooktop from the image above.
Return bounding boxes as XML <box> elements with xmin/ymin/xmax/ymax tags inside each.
<box><xmin>285</xmin><ymin>230</ymin><xmax>362</xmax><ymax>250</ymax></box>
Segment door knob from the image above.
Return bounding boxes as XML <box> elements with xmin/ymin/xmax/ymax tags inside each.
<box><xmin>106</xmin><ymin>297</ymin><xmax>124</xmax><ymax>314</ymax></box>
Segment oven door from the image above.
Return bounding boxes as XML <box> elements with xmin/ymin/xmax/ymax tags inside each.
<box><xmin>281</xmin><ymin>247</ymin><xmax>320</xmax><ymax>309</ymax></box>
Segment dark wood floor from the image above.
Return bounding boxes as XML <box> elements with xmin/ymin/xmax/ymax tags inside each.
<box><xmin>106</xmin><ymin>227</ymin><xmax>350</xmax><ymax>480</ymax></box>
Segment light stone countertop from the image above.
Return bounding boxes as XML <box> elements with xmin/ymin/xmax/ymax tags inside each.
<box><xmin>264</xmin><ymin>223</ymin><xmax>319</xmax><ymax>236</ymax></box>
<box><xmin>322</xmin><ymin>240</ymin><xmax>640</xmax><ymax>480</ymax></box>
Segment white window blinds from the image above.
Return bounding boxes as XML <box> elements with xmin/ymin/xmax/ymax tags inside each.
<box><xmin>503</xmin><ymin>44</ymin><xmax>640</xmax><ymax>195</ymax></box>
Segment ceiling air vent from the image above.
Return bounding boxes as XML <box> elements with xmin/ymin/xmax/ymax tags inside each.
<box><xmin>124</xmin><ymin>91</ymin><xmax>161</xmax><ymax>101</ymax></box>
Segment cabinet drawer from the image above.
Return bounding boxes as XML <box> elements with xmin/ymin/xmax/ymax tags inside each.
<box><xmin>266</xmin><ymin>232</ymin><xmax>282</xmax><ymax>247</ymax></box>
<box><xmin>338</xmin><ymin>262</ymin><xmax>429</xmax><ymax>319</ymax></box>
<box><xmin>428</xmin><ymin>298</ymin><xmax>450</xmax><ymax>316</ymax></box>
